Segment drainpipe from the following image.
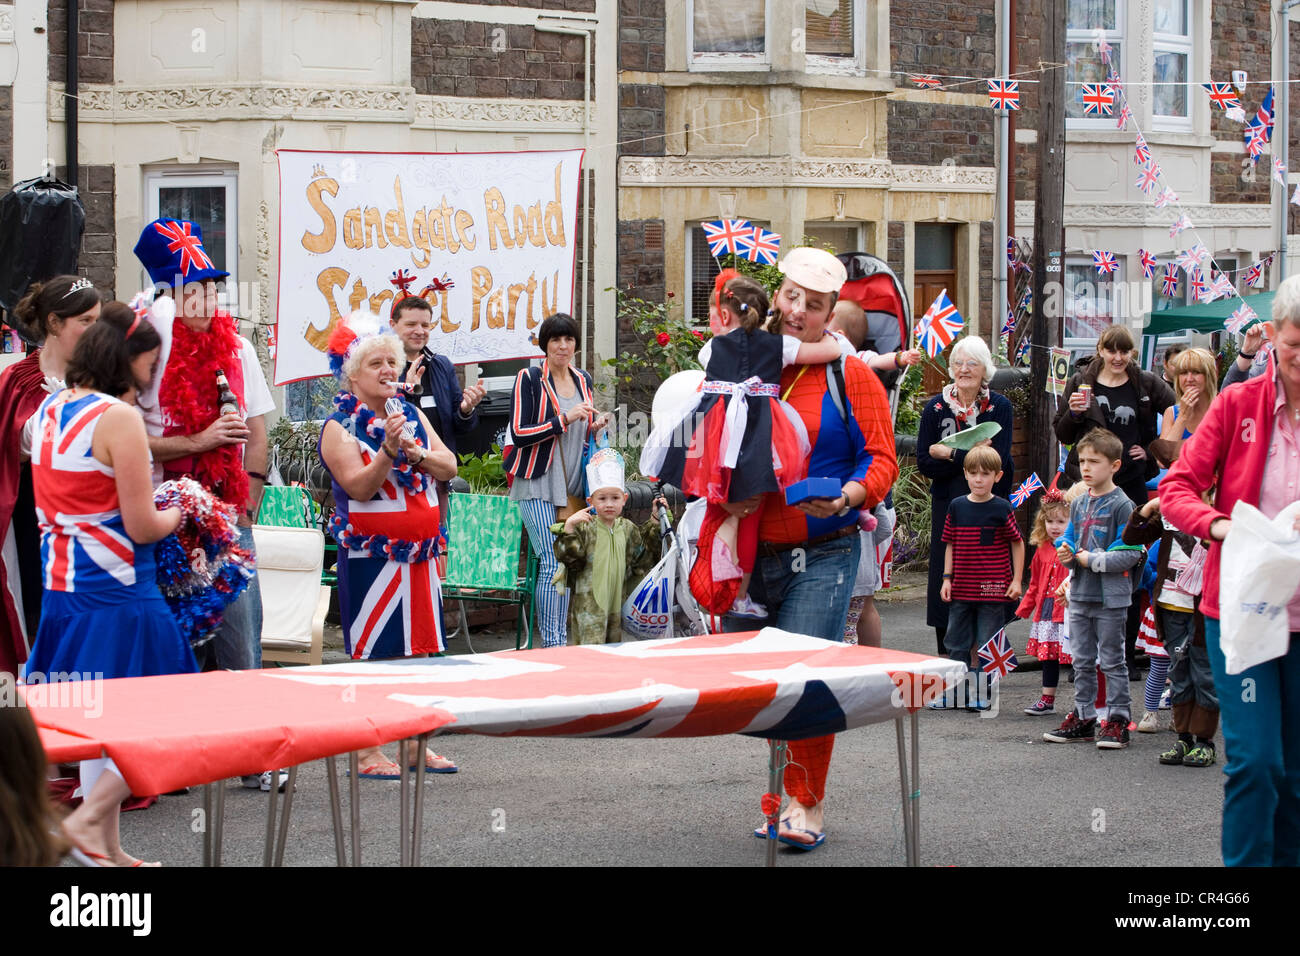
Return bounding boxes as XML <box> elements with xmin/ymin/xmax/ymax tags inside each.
<box><xmin>66</xmin><ymin>0</ymin><xmax>78</xmax><ymax>186</ymax></box>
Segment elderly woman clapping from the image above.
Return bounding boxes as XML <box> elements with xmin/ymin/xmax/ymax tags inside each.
<box><xmin>916</xmin><ymin>336</ymin><xmax>1015</xmax><ymax>655</ymax></box>
<box><xmin>318</xmin><ymin>312</ymin><xmax>460</xmax><ymax>778</ymax></box>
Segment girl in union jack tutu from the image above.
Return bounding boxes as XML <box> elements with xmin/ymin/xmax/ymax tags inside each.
<box><xmin>318</xmin><ymin>311</ymin><xmax>461</xmax><ymax>779</ymax></box>
<box><xmin>1015</xmin><ymin>489</ymin><xmax>1072</xmax><ymax>715</ymax></box>
<box><xmin>640</xmin><ymin>272</ymin><xmax>840</xmax><ymax>618</ymax></box>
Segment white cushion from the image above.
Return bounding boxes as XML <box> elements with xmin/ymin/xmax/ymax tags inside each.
<box><xmin>252</xmin><ymin>525</ymin><xmax>324</xmax><ymax>649</ymax></box>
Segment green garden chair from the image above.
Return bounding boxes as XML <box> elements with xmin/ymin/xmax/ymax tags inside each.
<box><xmin>257</xmin><ymin>485</ymin><xmax>338</xmax><ymax>588</ymax></box>
<box><xmin>442</xmin><ymin>493</ymin><xmax>538</xmax><ymax>651</ymax></box>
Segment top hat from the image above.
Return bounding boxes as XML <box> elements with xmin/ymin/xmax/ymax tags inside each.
<box><xmin>134</xmin><ymin>218</ymin><xmax>229</xmax><ymax>288</ymax></box>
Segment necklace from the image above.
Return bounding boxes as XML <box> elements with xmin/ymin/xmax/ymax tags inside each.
<box><xmin>333</xmin><ymin>391</ymin><xmax>430</xmax><ymax>494</ymax></box>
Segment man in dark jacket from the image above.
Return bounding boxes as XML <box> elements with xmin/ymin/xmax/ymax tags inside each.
<box><xmin>391</xmin><ymin>296</ymin><xmax>485</xmax><ymax>454</ymax></box>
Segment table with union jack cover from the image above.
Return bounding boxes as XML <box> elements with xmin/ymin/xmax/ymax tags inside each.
<box><xmin>27</xmin><ymin>630</ymin><xmax>966</xmax><ymax>867</ymax></box>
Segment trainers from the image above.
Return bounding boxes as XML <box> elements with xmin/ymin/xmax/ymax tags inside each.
<box><xmin>1182</xmin><ymin>744</ymin><xmax>1217</xmax><ymax>768</ymax></box>
<box><xmin>246</xmin><ymin>770</ymin><xmax>291</xmax><ymax>793</ymax></box>
<box><xmin>730</xmin><ymin>595</ymin><xmax>767</xmax><ymax>618</ymax></box>
<box><xmin>1159</xmin><ymin>739</ymin><xmax>1189</xmax><ymax>765</ymax></box>
<box><xmin>1136</xmin><ymin>710</ymin><xmax>1160</xmax><ymax>733</ymax></box>
<box><xmin>1043</xmin><ymin>712</ymin><xmax>1096</xmax><ymax>743</ymax></box>
<box><xmin>1096</xmin><ymin>716</ymin><xmax>1131</xmax><ymax>749</ymax></box>
<box><xmin>927</xmin><ymin>690</ymin><xmax>956</xmax><ymax>710</ymax></box>
<box><xmin>1024</xmin><ymin>696</ymin><xmax>1057</xmax><ymax>715</ymax></box>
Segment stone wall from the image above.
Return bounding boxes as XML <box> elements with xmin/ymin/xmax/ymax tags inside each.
<box><xmin>1209</xmin><ymin>0</ymin><xmax>1273</xmax><ymax>206</ymax></box>
<box><xmin>47</xmin><ymin>0</ymin><xmax>114</xmax><ymax>85</ymax></box>
<box><xmin>56</xmin><ymin>165</ymin><xmax>115</xmax><ymax>298</ymax></box>
<box><xmin>412</xmin><ymin>19</ymin><xmax>590</xmax><ymax>99</ymax></box>
<box><xmin>0</xmin><ymin>87</ymin><xmax>11</xmax><ymax>190</ymax></box>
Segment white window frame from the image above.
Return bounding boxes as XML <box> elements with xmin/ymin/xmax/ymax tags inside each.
<box><xmin>1064</xmin><ymin>2</ymin><xmax>1124</xmax><ymax>131</ymax></box>
<box><xmin>143</xmin><ymin>167</ymin><xmax>239</xmax><ymax>307</ymax></box>
<box><xmin>1063</xmin><ymin>255</ymin><xmax>1126</xmax><ymax>354</ymax></box>
<box><xmin>1151</xmin><ymin>0</ymin><xmax>1193</xmax><ymax>132</ymax></box>
<box><xmin>685</xmin><ymin>221</ymin><xmax>770</xmax><ymax>323</ymax></box>
<box><xmin>805</xmin><ymin>0</ymin><xmax>867</xmax><ymax>76</ymax></box>
<box><xmin>687</xmin><ymin>0</ymin><xmax>771</xmax><ymax>71</ymax></box>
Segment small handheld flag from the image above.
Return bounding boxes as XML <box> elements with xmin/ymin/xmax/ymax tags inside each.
<box><xmin>702</xmin><ymin>219</ymin><xmax>754</xmax><ymax>257</ymax></box>
<box><xmin>979</xmin><ymin>628</ymin><xmax>1019</xmax><ymax>679</ymax></box>
<box><xmin>917</xmin><ymin>289</ymin><xmax>966</xmax><ymax>358</ymax></box>
<box><xmin>1010</xmin><ymin>473</ymin><xmax>1044</xmax><ymax>507</ymax></box>
<box><xmin>744</xmin><ymin>227</ymin><xmax>782</xmax><ymax>265</ymax></box>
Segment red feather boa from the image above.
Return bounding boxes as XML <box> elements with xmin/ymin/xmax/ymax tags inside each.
<box><xmin>159</xmin><ymin>313</ymin><xmax>249</xmax><ymax>508</ymax></box>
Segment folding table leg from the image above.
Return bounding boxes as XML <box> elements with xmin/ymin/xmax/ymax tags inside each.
<box><xmin>895</xmin><ymin>717</ymin><xmax>916</xmax><ymax>866</ymax></box>
<box><xmin>202</xmin><ymin>783</ymin><xmax>213</xmax><ymax>866</ymax></box>
<box><xmin>325</xmin><ymin>755</ymin><xmax>347</xmax><ymax>866</ymax></box>
<box><xmin>398</xmin><ymin>739</ymin><xmax>410</xmax><ymax>867</ymax></box>
<box><xmin>411</xmin><ymin>732</ymin><xmax>430</xmax><ymax>867</ymax></box>
<box><xmin>910</xmin><ymin>709</ymin><xmax>921</xmax><ymax>865</ymax></box>
<box><xmin>262</xmin><ymin>767</ymin><xmax>281</xmax><ymax>867</ymax></box>
<box><xmin>764</xmin><ymin>739</ymin><xmax>787</xmax><ymax>868</ymax></box>
<box><xmin>273</xmin><ymin>765</ymin><xmax>299</xmax><ymax>866</ymax></box>
<box><xmin>348</xmin><ymin>751</ymin><xmax>361</xmax><ymax>867</ymax></box>
<box><xmin>212</xmin><ymin>779</ymin><xmax>226</xmax><ymax>867</ymax></box>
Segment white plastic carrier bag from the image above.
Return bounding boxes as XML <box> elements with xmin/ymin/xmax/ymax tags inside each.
<box><xmin>622</xmin><ymin>548</ymin><xmax>677</xmax><ymax>641</ymax></box>
<box><xmin>1218</xmin><ymin>499</ymin><xmax>1300</xmax><ymax>675</ymax></box>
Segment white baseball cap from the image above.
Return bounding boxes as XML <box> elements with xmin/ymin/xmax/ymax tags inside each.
<box><xmin>778</xmin><ymin>247</ymin><xmax>848</xmax><ymax>294</ymax></box>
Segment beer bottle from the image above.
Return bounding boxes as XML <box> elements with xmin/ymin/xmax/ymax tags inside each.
<box><xmin>215</xmin><ymin>368</ymin><xmax>240</xmax><ymax>417</ymax></box>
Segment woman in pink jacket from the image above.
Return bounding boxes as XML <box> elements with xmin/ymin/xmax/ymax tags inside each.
<box><xmin>1160</xmin><ymin>277</ymin><xmax>1300</xmax><ymax>867</ymax></box>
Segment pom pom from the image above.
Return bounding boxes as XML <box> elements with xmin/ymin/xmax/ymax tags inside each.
<box><xmin>760</xmin><ymin>792</ymin><xmax>781</xmax><ymax>820</ymax></box>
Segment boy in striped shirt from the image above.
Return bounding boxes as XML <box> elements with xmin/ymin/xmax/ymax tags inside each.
<box><xmin>938</xmin><ymin>445</ymin><xmax>1025</xmax><ymax>710</ymax></box>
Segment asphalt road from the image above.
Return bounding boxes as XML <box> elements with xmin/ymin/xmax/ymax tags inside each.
<box><xmin>106</xmin><ymin>580</ymin><xmax>1225</xmax><ymax>868</ymax></box>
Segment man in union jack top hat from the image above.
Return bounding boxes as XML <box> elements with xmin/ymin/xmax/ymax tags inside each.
<box><xmin>132</xmin><ymin>220</ymin><xmax>277</xmax><ymax>709</ymax></box>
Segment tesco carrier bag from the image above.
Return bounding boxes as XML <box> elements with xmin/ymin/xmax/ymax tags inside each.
<box><xmin>1218</xmin><ymin>499</ymin><xmax>1300</xmax><ymax>674</ymax></box>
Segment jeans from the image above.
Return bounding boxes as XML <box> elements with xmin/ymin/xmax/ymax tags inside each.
<box><xmin>517</xmin><ymin>497</ymin><xmax>569</xmax><ymax>648</ymax></box>
<box><xmin>723</xmin><ymin>532</ymin><xmax>860</xmax><ymax>641</ymax></box>
<box><xmin>944</xmin><ymin>600</ymin><xmax>1007</xmax><ymax>666</ymax></box>
<box><xmin>1068</xmin><ymin>601</ymin><xmax>1130</xmax><ymax>721</ymax></box>
<box><xmin>212</xmin><ymin>525</ymin><xmax>262</xmax><ymax>671</ymax></box>
<box><xmin>1205</xmin><ymin>620</ymin><xmax>1300</xmax><ymax>867</ymax></box>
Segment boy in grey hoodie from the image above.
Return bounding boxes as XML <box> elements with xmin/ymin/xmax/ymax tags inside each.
<box><xmin>1043</xmin><ymin>429</ymin><xmax>1147</xmax><ymax>749</ymax></box>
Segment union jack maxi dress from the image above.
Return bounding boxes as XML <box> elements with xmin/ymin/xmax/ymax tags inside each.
<box><xmin>26</xmin><ymin>390</ymin><xmax>197</xmax><ymax>680</ymax></box>
<box><xmin>323</xmin><ymin>398</ymin><xmax>446</xmax><ymax>660</ymax></box>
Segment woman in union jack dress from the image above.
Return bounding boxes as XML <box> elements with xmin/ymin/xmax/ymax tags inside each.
<box><xmin>26</xmin><ymin>302</ymin><xmax>195</xmax><ymax>867</ymax></box>
<box><xmin>318</xmin><ymin>311</ymin><xmax>461</xmax><ymax>778</ymax></box>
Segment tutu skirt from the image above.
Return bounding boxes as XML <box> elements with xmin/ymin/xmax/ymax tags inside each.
<box><xmin>1135</xmin><ymin>602</ymin><xmax>1166</xmax><ymax>657</ymax></box>
<box><xmin>678</xmin><ymin>395</ymin><xmax>809</xmax><ymax>502</ymax></box>
<box><xmin>26</xmin><ymin>580</ymin><xmax>199</xmax><ymax>680</ymax></box>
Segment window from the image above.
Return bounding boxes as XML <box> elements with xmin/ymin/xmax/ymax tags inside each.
<box><xmin>1152</xmin><ymin>0</ymin><xmax>1191</xmax><ymax>127</ymax></box>
<box><xmin>689</xmin><ymin>0</ymin><xmax>768</xmax><ymax>68</ymax></box>
<box><xmin>804</xmin><ymin>222</ymin><xmax>864</xmax><ymax>255</ymax></box>
<box><xmin>1063</xmin><ymin>257</ymin><xmax>1123</xmax><ymax>347</ymax></box>
<box><xmin>1065</xmin><ymin>0</ymin><xmax>1122</xmax><ymax>125</ymax></box>
<box><xmin>806</xmin><ymin>0</ymin><xmax>861</xmax><ymax>74</ymax></box>
<box><xmin>144</xmin><ymin>169</ymin><xmax>238</xmax><ymax>295</ymax></box>
<box><xmin>284</xmin><ymin>376</ymin><xmax>337</xmax><ymax>423</ymax></box>
<box><xmin>686</xmin><ymin>221</ymin><xmax>769</xmax><ymax>322</ymax></box>
<box><xmin>915</xmin><ymin>224</ymin><xmax>956</xmax><ymax>271</ymax></box>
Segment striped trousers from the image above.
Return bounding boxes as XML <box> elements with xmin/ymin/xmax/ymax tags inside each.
<box><xmin>517</xmin><ymin>497</ymin><xmax>570</xmax><ymax>648</ymax></box>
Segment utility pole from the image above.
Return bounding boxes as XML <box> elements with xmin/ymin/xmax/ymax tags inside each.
<box><xmin>1029</xmin><ymin>0</ymin><xmax>1066</xmax><ymax>484</ymax></box>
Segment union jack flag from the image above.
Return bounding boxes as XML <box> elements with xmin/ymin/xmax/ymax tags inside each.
<box><xmin>978</xmin><ymin>628</ymin><xmax>1019</xmax><ymax>679</ymax></box>
<box><xmin>1153</xmin><ymin>187</ymin><xmax>1178</xmax><ymax>209</ymax></box>
<box><xmin>1226</xmin><ymin>303</ymin><xmax>1258</xmax><ymax>335</ymax></box>
<box><xmin>987</xmin><ymin>79</ymin><xmax>1020</xmax><ymax>110</ymax></box>
<box><xmin>152</xmin><ymin>219</ymin><xmax>215</xmax><ymax>274</ymax></box>
<box><xmin>1135</xmin><ymin>161</ymin><xmax>1161</xmax><ymax>194</ymax></box>
<box><xmin>1010</xmin><ymin>473</ymin><xmax>1044</xmax><ymax>508</ymax></box>
<box><xmin>1292</xmin><ymin>183</ymin><xmax>1300</xmax><ymax>207</ymax></box>
<box><xmin>1176</xmin><ymin>243</ymin><xmax>1208</xmax><ymax>273</ymax></box>
<box><xmin>1001</xmin><ymin>307</ymin><xmax>1016</xmax><ymax>338</ymax></box>
<box><xmin>1207</xmin><ymin>273</ymin><xmax>1235</xmax><ymax>302</ymax></box>
<box><xmin>917</xmin><ymin>289</ymin><xmax>966</xmax><ymax>358</ymax></box>
<box><xmin>743</xmin><ymin>227</ymin><xmax>781</xmax><ymax>265</ymax></box>
<box><xmin>1094</xmin><ymin>30</ymin><xmax>1112</xmax><ymax>62</ymax></box>
<box><xmin>1244</xmin><ymin>262</ymin><xmax>1264</xmax><ymax>288</ymax></box>
<box><xmin>1015</xmin><ymin>334</ymin><xmax>1031</xmax><ymax>365</ymax></box>
<box><xmin>1169</xmin><ymin>215</ymin><xmax>1193</xmax><ymax>238</ymax></box>
<box><xmin>1202</xmin><ymin>82</ymin><xmax>1241</xmax><ymax>111</ymax></box>
<box><xmin>1138</xmin><ymin>249</ymin><xmax>1158</xmax><ymax>279</ymax></box>
<box><xmin>1160</xmin><ymin>264</ymin><xmax>1181</xmax><ymax>297</ymax></box>
<box><xmin>31</xmin><ymin>393</ymin><xmax>139</xmax><ymax>592</ymax></box>
<box><xmin>1116</xmin><ymin>102</ymin><xmax>1133</xmax><ymax>130</ymax></box>
<box><xmin>1226</xmin><ymin>105</ymin><xmax>1248</xmax><ymax>124</ymax></box>
<box><xmin>1080</xmin><ymin>84</ymin><xmax>1115</xmax><ymax>115</ymax></box>
<box><xmin>1274</xmin><ymin>158</ymin><xmax>1289</xmax><ymax>187</ymax></box>
<box><xmin>1246</xmin><ymin>124</ymin><xmax>1269</xmax><ymax>160</ymax></box>
<box><xmin>1243</xmin><ymin>87</ymin><xmax>1275</xmax><ymax>161</ymax></box>
<box><xmin>1188</xmin><ymin>270</ymin><xmax>1208</xmax><ymax>301</ymax></box>
<box><xmin>1092</xmin><ymin>250</ymin><xmax>1118</xmax><ymax>275</ymax></box>
<box><xmin>390</xmin><ymin>268</ymin><xmax>418</xmax><ymax>295</ymax></box>
<box><xmin>1019</xmin><ymin>287</ymin><xmax>1033</xmax><ymax>312</ymax></box>
<box><xmin>910</xmin><ymin>74</ymin><xmax>942</xmax><ymax>88</ymax></box>
<box><xmin>702</xmin><ymin>219</ymin><xmax>754</xmax><ymax>257</ymax></box>
<box><xmin>1007</xmin><ymin>236</ymin><xmax>1018</xmax><ymax>267</ymax></box>
<box><xmin>1134</xmin><ymin>133</ymin><xmax>1151</xmax><ymax>166</ymax></box>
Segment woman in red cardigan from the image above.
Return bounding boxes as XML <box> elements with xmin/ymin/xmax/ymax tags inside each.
<box><xmin>1160</xmin><ymin>277</ymin><xmax>1300</xmax><ymax>867</ymax></box>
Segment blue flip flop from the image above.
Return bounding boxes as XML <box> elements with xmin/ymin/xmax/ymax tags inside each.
<box><xmin>753</xmin><ymin>818</ymin><xmax>826</xmax><ymax>851</ymax></box>
<box><xmin>409</xmin><ymin>757</ymin><xmax>459</xmax><ymax>774</ymax></box>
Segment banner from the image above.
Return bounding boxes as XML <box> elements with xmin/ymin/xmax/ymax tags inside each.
<box><xmin>275</xmin><ymin>149</ymin><xmax>584</xmax><ymax>384</ymax></box>
<box><xmin>1048</xmin><ymin>346</ymin><xmax>1071</xmax><ymax>396</ymax></box>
